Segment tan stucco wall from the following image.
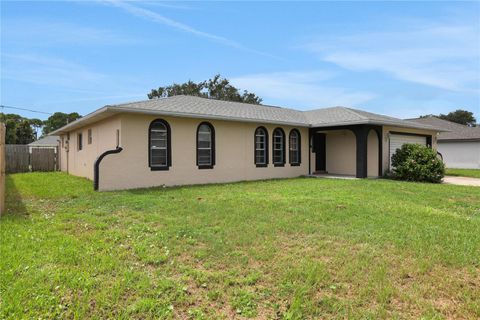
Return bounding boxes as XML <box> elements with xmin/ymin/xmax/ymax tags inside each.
<box><xmin>325</xmin><ymin>130</ymin><xmax>356</xmax><ymax>176</ymax></box>
<box><xmin>99</xmin><ymin>114</ymin><xmax>309</xmax><ymax>191</ymax></box>
<box><xmin>59</xmin><ymin>116</ymin><xmax>120</xmax><ymax>180</ymax></box>
<box><xmin>382</xmin><ymin>126</ymin><xmax>438</xmax><ymax>173</ymax></box>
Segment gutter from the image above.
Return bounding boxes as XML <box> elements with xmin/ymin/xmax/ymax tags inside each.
<box><xmin>93</xmin><ymin>147</ymin><xmax>123</xmax><ymax>191</ymax></box>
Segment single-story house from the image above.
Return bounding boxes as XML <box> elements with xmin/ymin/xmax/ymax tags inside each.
<box><xmin>50</xmin><ymin>95</ymin><xmax>441</xmax><ymax>191</ymax></box>
<box><xmin>28</xmin><ymin>135</ymin><xmax>59</xmax><ymax>152</ymax></box>
<box><xmin>409</xmin><ymin>116</ymin><xmax>480</xmax><ymax>169</ymax></box>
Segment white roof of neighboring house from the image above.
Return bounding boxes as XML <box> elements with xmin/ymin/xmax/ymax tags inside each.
<box><xmin>50</xmin><ymin>95</ymin><xmax>442</xmax><ymax>135</ymax></box>
<box><xmin>408</xmin><ymin>116</ymin><xmax>480</xmax><ymax>141</ymax></box>
<box><xmin>28</xmin><ymin>135</ymin><xmax>59</xmax><ymax>147</ymax></box>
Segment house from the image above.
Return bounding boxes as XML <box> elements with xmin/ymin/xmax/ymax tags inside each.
<box><xmin>28</xmin><ymin>135</ymin><xmax>59</xmax><ymax>152</ymax></box>
<box><xmin>409</xmin><ymin>116</ymin><xmax>480</xmax><ymax>169</ymax></box>
<box><xmin>50</xmin><ymin>95</ymin><xmax>441</xmax><ymax>191</ymax></box>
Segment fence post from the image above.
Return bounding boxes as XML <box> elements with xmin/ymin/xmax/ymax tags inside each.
<box><xmin>0</xmin><ymin>123</ymin><xmax>5</xmax><ymax>216</ymax></box>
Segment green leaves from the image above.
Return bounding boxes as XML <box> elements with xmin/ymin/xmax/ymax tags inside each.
<box><xmin>147</xmin><ymin>74</ymin><xmax>263</xmax><ymax>104</ymax></box>
<box><xmin>391</xmin><ymin>144</ymin><xmax>445</xmax><ymax>183</ymax></box>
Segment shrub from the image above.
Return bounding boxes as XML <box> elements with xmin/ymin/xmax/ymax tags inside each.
<box><xmin>391</xmin><ymin>143</ymin><xmax>445</xmax><ymax>183</ymax></box>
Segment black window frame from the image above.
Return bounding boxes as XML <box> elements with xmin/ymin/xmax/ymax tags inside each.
<box><xmin>88</xmin><ymin>128</ymin><xmax>92</xmax><ymax>145</ymax></box>
<box><xmin>77</xmin><ymin>132</ymin><xmax>83</xmax><ymax>151</ymax></box>
<box><xmin>272</xmin><ymin>127</ymin><xmax>286</xmax><ymax>167</ymax></box>
<box><xmin>289</xmin><ymin>129</ymin><xmax>301</xmax><ymax>166</ymax></box>
<box><xmin>254</xmin><ymin>126</ymin><xmax>269</xmax><ymax>167</ymax></box>
<box><xmin>148</xmin><ymin>119</ymin><xmax>172</xmax><ymax>171</ymax></box>
<box><xmin>196</xmin><ymin>122</ymin><xmax>215</xmax><ymax>169</ymax></box>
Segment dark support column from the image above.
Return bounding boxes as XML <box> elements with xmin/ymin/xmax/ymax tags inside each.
<box><xmin>374</xmin><ymin>127</ymin><xmax>383</xmax><ymax>176</ymax></box>
<box><xmin>353</xmin><ymin>126</ymin><xmax>368</xmax><ymax>178</ymax></box>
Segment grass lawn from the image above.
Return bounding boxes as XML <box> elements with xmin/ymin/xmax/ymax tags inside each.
<box><xmin>1</xmin><ymin>173</ymin><xmax>479</xmax><ymax>319</ymax></box>
<box><xmin>446</xmin><ymin>168</ymin><xmax>480</xmax><ymax>179</ymax></box>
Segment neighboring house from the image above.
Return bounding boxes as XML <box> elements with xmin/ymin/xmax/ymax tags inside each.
<box><xmin>28</xmin><ymin>135</ymin><xmax>59</xmax><ymax>151</ymax></box>
<box><xmin>50</xmin><ymin>95</ymin><xmax>441</xmax><ymax>191</ymax></box>
<box><xmin>409</xmin><ymin>116</ymin><xmax>480</xmax><ymax>169</ymax></box>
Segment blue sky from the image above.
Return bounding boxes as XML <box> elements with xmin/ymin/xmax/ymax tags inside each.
<box><xmin>1</xmin><ymin>1</ymin><xmax>479</xmax><ymax>121</ymax></box>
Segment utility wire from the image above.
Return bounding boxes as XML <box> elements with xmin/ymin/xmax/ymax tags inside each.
<box><xmin>0</xmin><ymin>105</ymin><xmax>52</xmax><ymax>115</ymax></box>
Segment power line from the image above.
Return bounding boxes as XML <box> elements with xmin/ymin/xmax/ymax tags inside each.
<box><xmin>0</xmin><ymin>105</ymin><xmax>52</xmax><ymax>115</ymax></box>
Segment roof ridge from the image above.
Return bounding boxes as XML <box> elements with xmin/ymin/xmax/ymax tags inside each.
<box><xmin>343</xmin><ymin>107</ymin><xmax>369</xmax><ymax>120</ymax></box>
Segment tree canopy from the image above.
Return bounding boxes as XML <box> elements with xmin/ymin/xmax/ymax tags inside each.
<box><xmin>42</xmin><ymin>112</ymin><xmax>82</xmax><ymax>135</ymax></box>
<box><xmin>0</xmin><ymin>113</ymin><xmax>37</xmax><ymax>144</ymax></box>
<box><xmin>421</xmin><ymin>109</ymin><xmax>477</xmax><ymax>127</ymax></box>
<box><xmin>148</xmin><ymin>74</ymin><xmax>262</xmax><ymax>105</ymax></box>
<box><xmin>0</xmin><ymin>111</ymin><xmax>82</xmax><ymax>144</ymax></box>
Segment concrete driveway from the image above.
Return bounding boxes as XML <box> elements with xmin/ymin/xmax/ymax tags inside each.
<box><xmin>443</xmin><ymin>176</ymin><xmax>480</xmax><ymax>187</ymax></box>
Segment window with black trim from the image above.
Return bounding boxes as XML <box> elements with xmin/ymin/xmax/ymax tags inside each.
<box><xmin>289</xmin><ymin>129</ymin><xmax>301</xmax><ymax>166</ymax></box>
<box><xmin>77</xmin><ymin>132</ymin><xmax>83</xmax><ymax>151</ymax></box>
<box><xmin>88</xmin><ymin>129</ymin><xmax>92</xmax><ymax>144</ymax></box>
<box><xmin>197</xmin><ymin>122</ymin><xmax>215</xmax><ymax>169</ymax></box>
<box><xmin>149</xmin><ymin>119</ymin><xmax>171</xmax><ymax>170</ymax></box>
<box><xmin>272</xmin><ymin>128</ymin><xmax>285</xmax><ymax>166</ymax></box>
<box><xmin>254</xmin><ymin>127</ymin><xmax>268</xmax><ymax>167</ymax></box>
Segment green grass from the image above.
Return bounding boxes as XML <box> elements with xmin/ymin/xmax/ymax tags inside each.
<box><xmin>446</xmin><ymin>168</ymin><xmax>480</xmax><ymax>178</ymax></box>
<box><xmin>1</xmin><ymin>173</ymin><xmax>479</xmax><ymax>319</ymax></box>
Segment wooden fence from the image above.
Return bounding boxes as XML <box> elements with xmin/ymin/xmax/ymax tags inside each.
<box><xmin>5</xmin><ymin>145</ymin><xmax>58</xmax><ymax>173</ymax></box>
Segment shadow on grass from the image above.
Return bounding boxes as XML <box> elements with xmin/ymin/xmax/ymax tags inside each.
<box><xmin>122</xmin><ymin>177</ymin><xmax>311</xmax><ymax>195</ymax></box>
<box><xmin>3</xmin><ymin>175</ymin><xmax>28</xmax><ymax>218</ymax></box>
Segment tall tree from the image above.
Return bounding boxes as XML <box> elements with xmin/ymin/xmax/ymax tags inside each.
<box><xmin>0</xmin><ymin>113</ymin><xmax>37</xmax><ymax>144</ymax></box>
<box><xmin>439</xmin><ymin>110</ymin><xmax>476</xmax><ymax>127</ymax></box>
<box><xmin>148</xmin><ymin>74</ymin><xmax>262</xmax><ymax>104</ymax></box>
<box><xmin>30</xmin><ymin>118</ymin><xmax>44</xmax><ymax>139</ymax></box>
<box><xmin>42</xmin><ymin>112</ymin><xmax>82</xmax><ymax>135</ymax></box>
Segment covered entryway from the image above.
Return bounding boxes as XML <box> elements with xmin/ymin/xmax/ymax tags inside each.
<box><xmin>310</xmin><ymin>124</ymin><xmax>382</xmax><ymax>178</ymax></box>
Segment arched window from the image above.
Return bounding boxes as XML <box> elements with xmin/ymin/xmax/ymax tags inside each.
<box><xmin>254</xmin><ymin>127</ymin><xmax>268</xmax><ymax>167</ymax></box>
<box><xmin>197</xmin><ymin>122</ymin><xmax>215</xmax><ymax>169</ymax></box>
<box><xmin>149</xmin><ymin>119</ymin><xmax>171</xmax><ymax>170</ymax></box>
<box><xmin>289</xmin><ymin>129</ymin><xmax>301</xmax><ymax>166</ymax></box>
<box><xmin>272</xmin><ymin>128</ymin><xmax>285</xmax><ymax>166</ymax></box>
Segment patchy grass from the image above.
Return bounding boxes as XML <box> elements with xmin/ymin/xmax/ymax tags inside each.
<box><xmin>1</xmin><ymin>172</ymin><xmax>479</xmax><ymax>319</ymax></box>
<box><xmin>446</xmin><ymin>168</ymin><xmax>480</xmax><ymax>178</ymax></box>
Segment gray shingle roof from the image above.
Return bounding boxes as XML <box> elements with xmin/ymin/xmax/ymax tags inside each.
<box><xmin>408</xmin><ymin>117</ymin><xmax>480</xmax><ymax>141</ymax></box>
<box><xmin>111</xmin><ymin>95</ymin><xmax>309</xmax><ymax>126</ymax></box>
<box><xmin>110</xmin><ymin>95</ymin><xmax>439</xmax><ymax>130</ymax></box>
<box><xmin>28</xmin><ymin>135</ymin><xmax>59</xmax><ymax>146</ymax></box>
<box><xmin>50</xmin><ymin>95</ymin><xmax>441</xmax><ymax>134</ymax></box>
<box><xmin>303</xmin><ymin>106</ymin><xmax>435</xmax><ymax>129</ymax></box>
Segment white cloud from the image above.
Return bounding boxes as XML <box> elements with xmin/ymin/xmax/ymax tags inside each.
<box><xmin>304</xmin><ymin>23</ymin><xmax>480</xmax><ymax>92</ymax></box>
<box><xmin>1</xmin><ymin>53</ymin><xmax>109</xmax><ymax>88</ymax></box>
<box><xmin>3</xmin><ymin>20</ymin><xmax>138</xmax><ymax>46</ymax></box>
<box><xmin>103</xmin><ymin>0</ymin><xmax>278</xmax><ymax>58</ymax></box>
<box><xmin>231</xmin><ymin>71</ymin><xmax>376</xmax><ymax>109</ymax></box>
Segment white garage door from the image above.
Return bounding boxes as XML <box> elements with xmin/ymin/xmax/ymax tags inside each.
<box><xmin>389</xmin><ymin>134</ymin><xmax>427</xmax><ymax>168</ymax></box>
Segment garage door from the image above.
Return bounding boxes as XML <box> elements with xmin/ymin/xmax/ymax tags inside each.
<box><xmin>389</xmin><ymin>134</ymin><xmax>427</xmax><ymax>168</ymax></box>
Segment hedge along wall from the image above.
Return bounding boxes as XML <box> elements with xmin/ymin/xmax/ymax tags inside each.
<box><xmin>0</xmin><ymin>123</ymin><xmax>5</xmax><ymax>215</ymax></box>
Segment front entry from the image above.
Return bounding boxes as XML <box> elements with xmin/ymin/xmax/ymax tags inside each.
<box><xmin>312</xmin><ymin>133</ymin><xmax>326</xmax><ymax>172</ymax></box>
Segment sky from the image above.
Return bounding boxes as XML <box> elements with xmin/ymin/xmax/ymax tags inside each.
<box><xmin>1</xmin><ymin>1</ymin><xmax>479</xmax><ymax>121</ymax></box>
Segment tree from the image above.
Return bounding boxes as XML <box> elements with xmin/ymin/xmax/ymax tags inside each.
<box><xmin>0</xmin><ymin>113</ymin><xmax>37</xmax><ymax>144</ymax></box>
<box><xmin>42</xmin><ymin>112</ymin><xmax>82</xmax><ymax>135</ymax></box>
<box><xmin>29</xmin><ymin>118</ymin><xmax>44</xmax><ymax>139</ymax></box>
<box><xmin>421</xmin><ymin>109</ymin><xmax>477</xmax><ymax>127</ymax></box>
<box><xmin>439</xmin><ymin>110</ymin><xmax>476</xmax><ymax>127</ymax></box>
<box><xmin>15</xmin><ymin>119</ymin><xmax>35</xmax><ymax>144</ymax></box>
<box><xmin>148</xmin><ymin>74</ymin><xmax>262</xmax><ymax>104</ymax></box>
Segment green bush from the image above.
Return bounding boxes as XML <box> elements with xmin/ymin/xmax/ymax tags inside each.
<box><xmin>391</xmin><ymin>143</ymin><xmax>445</xmax><ymax>183</ymax></box>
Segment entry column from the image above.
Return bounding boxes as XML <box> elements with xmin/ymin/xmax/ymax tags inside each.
<box><xmin>353</xmin><ymin>125</ymin><xmax>368</xmax><ymax>178</ymax></box>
